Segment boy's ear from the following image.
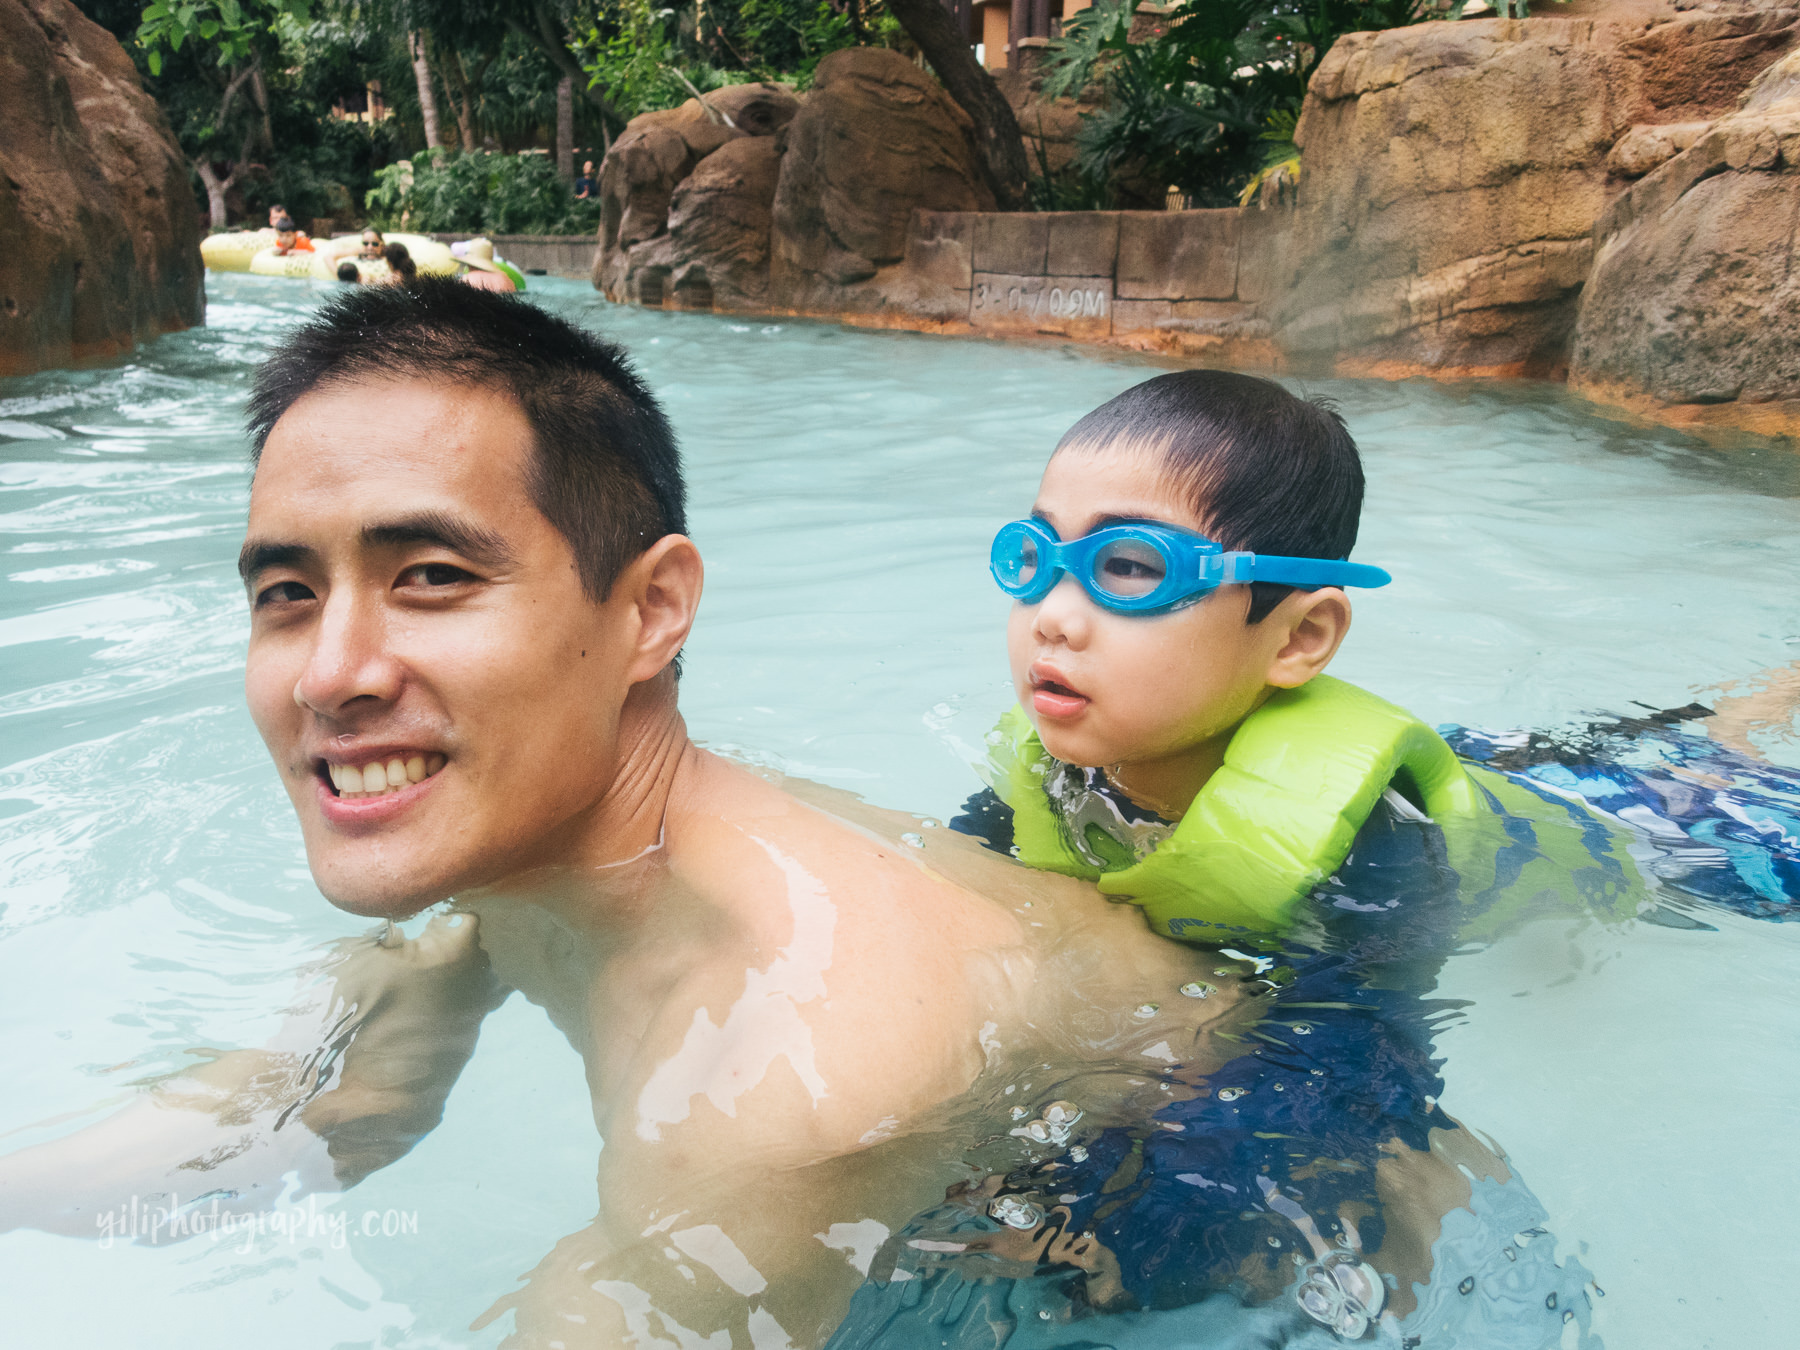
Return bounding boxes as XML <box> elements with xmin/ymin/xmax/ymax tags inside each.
<box><xmin>1264</xmin><ymin>588</ymin><xmax>1352</xmax><ymax>689</ymax></box>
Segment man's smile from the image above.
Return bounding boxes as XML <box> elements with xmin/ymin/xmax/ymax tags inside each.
<box><xmin>321</xmin><ymin>751</ymin><xmax>449</xmax><ymax>799</ymax></box>
<box><xmin>310</xmin><ymin>748</ymin><xmax>451</xmax><ymax>830</ymax></box>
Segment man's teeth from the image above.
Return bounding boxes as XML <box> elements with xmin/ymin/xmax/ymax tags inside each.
<box><xmin>329</xmin><ymin>753</ymin><xmax>446</xmax><ymax>799</ymax></box>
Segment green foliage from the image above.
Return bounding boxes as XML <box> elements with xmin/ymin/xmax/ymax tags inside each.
<box><xmin>572</xmin><ymin>0</ymin><xmax>896</xmax><ymax>121</ymax></box>
<box><xmin>730</xmin><ymin>0</ymin><xmax>898</xmax><ymax>88</ymax></box>
<box><xmin>572</xmin><ymin>0</ymin><xmax>746</xmax><ymax>122</ymax></box>
<box><xmin>136</xmin><ymin>0</ymin><xmax>308</xmax><ymax>75</ymax></box>
<box><xmin>366</xmin><ymin>150</ymin><xmax>602</xmax><ymax>234</ymax></box>
<box><xmin>1042</xmin><ymin>0</ymin><xmax>1438</xmax><ymax>207</ymax></box>
<box><xmin>1236</xmin><ymin>105</ymin><xmax>1299</xmax><ymax>206</ymax></box>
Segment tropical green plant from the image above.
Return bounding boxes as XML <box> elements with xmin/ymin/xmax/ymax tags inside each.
<box><xmin>1040</xmin><ymin>0</ymin><xmax>1449</xmax><ymax>207</ymax></box>
<box><xmin>1236</xmin><ymin>105</ymin><xmax>1299</xmax><ymax>206</ymax></box>
<box><xmin>365</xmin><ymin>149</ymin><xmax>602</xmax><ymax>234</ymax></box>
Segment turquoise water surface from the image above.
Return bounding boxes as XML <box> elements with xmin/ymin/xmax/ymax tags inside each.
<box><xmin>1</xmin><ymin>274</ymin><xmax>1798</xmax><ymax>1347</ymax></box>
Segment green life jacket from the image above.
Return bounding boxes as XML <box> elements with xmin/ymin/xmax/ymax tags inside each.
<box><xmin>985</xmin><ymin>675</ymin><xmax>1484</xmax><ymax>942</ymax></box>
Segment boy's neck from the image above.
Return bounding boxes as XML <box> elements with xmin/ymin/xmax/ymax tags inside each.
<box><xmin>1105</xmin><ymin>741</ymin><xmax>1229</xmax><ymax>822</ymax></box>
<box><xmin>1104</xmin><ymin>696</ymin><xmax>1272</xmax><ymax>822</ymax></box>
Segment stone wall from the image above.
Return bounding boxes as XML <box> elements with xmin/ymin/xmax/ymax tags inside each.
<box><xmin>0</xmin><ymin>0</ymin><xmax>204</xmax><ymax>378</ymax></box>
<box><xmin>899</xmin><ymin>209</ymin><xmax>1274</xmax><ymax>364</ymax></box>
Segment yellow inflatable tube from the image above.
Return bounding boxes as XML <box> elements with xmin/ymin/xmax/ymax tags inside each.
<box><xmin>247</xmin><ymin>233</ymin><xmax>458</xmax><ymax>280</ymax></box>
<box><xmin>207</xmin><ymin>230</ymin><xmax>457</xmax><ymax>280</ymax></box>
<box><xmin>200</xmin><ymin>229</ymin><xmax>275</xmax><ymax>272</ymax></box>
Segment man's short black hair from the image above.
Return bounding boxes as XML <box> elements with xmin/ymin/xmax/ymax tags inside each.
<box><xmin>1055</xmin><ymin>370</ymin><xmax>1365</xmax><ymax>624</ymax></box>
<box><xmin>246</xmin><ymin>277</ymin><xmax>686</xmax><ymax>602</ymax></box>
<box><xmin>274</xmin><ymin>216</ymin><xmax>299</xmax><ymax>233</ymax></box>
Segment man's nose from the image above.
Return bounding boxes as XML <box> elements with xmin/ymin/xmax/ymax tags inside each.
<box><xmin>1031</xmin><ymin>574</ymin><xmax>1092</xmax><ymax>650</ymax></box>
<box><xmin>293</xmin><ymin>590</ymin><xmax>402</xmax><ymax>717</ymax></box>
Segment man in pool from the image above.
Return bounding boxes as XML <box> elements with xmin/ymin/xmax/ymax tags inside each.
<box><xmin>0</xmin><ymin>280</ymin><xmax>1263</xmax><ymax>1345</ymax></box>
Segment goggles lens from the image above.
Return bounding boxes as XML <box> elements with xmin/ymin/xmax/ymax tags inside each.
<box><xmin>1090</xmin><ymin>536</ymin><xmax>1167</xmax><ymax>599</ymax></box>
<box><xmin>992</xmin><ymin>524</ymin><xmax>1042</xmax><ymax>593</ymax></box>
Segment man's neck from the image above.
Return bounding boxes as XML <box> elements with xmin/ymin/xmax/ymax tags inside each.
<box><xmin>464</xmin><ymin>669</ymin><xmax>695</xmax><ymax>929</ymax></box>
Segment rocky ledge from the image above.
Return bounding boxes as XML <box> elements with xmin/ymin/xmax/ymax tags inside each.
<box><xmin>0</xmin><ymin>0</ymin><xmax>204</xmax><ymax>378</ymax></box>
<box><xmin>595</xmin><ymin>12</ymin><xmax>1800</xmax><ymax>439</ymax></box>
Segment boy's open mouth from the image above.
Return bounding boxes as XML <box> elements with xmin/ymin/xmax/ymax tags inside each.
<box><xmin>1030</xmin><ymin>665</ymin><xmax>1089</xmax><ymax>719</ymax></box>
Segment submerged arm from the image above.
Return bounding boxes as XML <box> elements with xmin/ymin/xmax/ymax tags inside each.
<box><xmin>0</xmin><ymin>911</ymin><xmax>506</xmax><ymax>1238</ymax></box>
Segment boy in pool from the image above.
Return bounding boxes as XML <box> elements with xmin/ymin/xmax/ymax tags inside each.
<box><xmin>271</xmin><ymin>215</ymin><xmax>314</xmax><ymax>256</ymax></box>
<box><xmin>960</xmin><ymin>369</ymin><xmax>1475</xmax><ymax>942</ymax></box>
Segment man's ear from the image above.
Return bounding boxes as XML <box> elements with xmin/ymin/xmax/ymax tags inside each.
<box><xmin>1264</xmin><ymin>587</ymin><xmax>1352</xmax><ymax>689</ymax></box>
<box><xmin>620</xmin><ymin>535</ymin><xmax>704</xmax><ymax>684</ymax></box>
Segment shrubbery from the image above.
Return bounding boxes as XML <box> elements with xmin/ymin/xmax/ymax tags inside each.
<box><xmin>1042</xmin><ymin>0</ymin><xmax>1444</xmax><ymax>208</ymax></box>
<box><xmin>365</xmin><ymin>150</ymin><xmax>603</xmax><ymax>235</ymax></box>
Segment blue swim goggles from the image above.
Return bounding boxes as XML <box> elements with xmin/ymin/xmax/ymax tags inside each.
<box><xmin>990</xmin><ymin>517</ymin><xmax>1391</xmax><ymax>615</ymax></box>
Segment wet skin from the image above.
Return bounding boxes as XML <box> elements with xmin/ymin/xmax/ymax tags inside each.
<box><xmin>241</xmin><ymin>377</ymin><xmax>1258</xmax><ymax>1344</ymax></box>
<box><xmin>0</xmin><ymin>384</ymin><xmax>1497</xmax><ymax>1347</ymax></box>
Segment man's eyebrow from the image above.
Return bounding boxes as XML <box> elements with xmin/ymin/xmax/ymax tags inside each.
<box><xmin>361</xmin><ymin>512</ymin><xmax>518</xmax><ymax>569</ymax></box>
<box><xmin>238</xmin><ymin>540</ymin><xmax>314</xmax><ymax>586</ymax></box>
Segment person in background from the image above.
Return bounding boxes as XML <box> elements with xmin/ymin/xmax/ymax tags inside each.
<box><xmin>267</xmin><ymin>204</ymin><xmax>288</xmax><ymax>229</ymax></box>
<box><xmin>272</xmin><ymin>217</ymin><xmax>314</xmax><ymax>256</ymax></box>
<box><xmin>358</xmin><ymin>229</ymin><xmax>385</xmax><ymax>260</ymax></box>
<box><xmin>574</xmin><ymin>160</ymin><xmax>595</xmax><ymax>200</ymax></box>
<box><xmin>336</xmin><ymin>260</ymin><xmax>361</xmax><ymax>284</ymax></box>
<box><xmin>382</xmin><ymin>241</ymin><xmax>418</xmax><ymax>287</ymax></box>
<box><xmin>458</xmin><ymin>237</ymin><xmax>515</xmax><ymax>293</ymax></box>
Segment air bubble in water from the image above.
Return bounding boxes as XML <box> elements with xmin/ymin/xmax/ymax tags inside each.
<box><xmin>990</xmin><ymin>1196</ymin><xmax>1042</xmax><ymax>1230</ymax></box>
<box><xmin>1009</xmin><ymin>1105</ymin><xmax>1028</xmax><ymax>1121</ymax></box>
<box><xmin>1291</xmin><ymin>1022</ymin><xmax>1313</xmax><ymax>1035</ymax></box>
<box><xmin>1180</xmin><ymin>982</ymin><xmax>1213</xmax><ymax>999</ymax></box>
<box><xmin>1545</xmin><ymin>1293</ymin><xmax>1557</xmax><ymax>1311</ymax></box>
<box><xmin>1044</xmin><ymin>1101</ymin><xmax>1082</xmax><ymax>1126</ymax></box>
<box><xmin>1068</xmin><ymin>1145</ymin><xmax>1088</xmax><ymax>1163</ymax></box>
<box><xmin>1218</xmin><ymin>1086</ymin><xmax>1247</xmax><ymax>1102</ymax></box>
<box><xmin>1459</xmin><ymin>1277</ymin><xmax>1476</xmax><ymax>1295</ymax></box>
<box><xmin>901</xmin><ymin>833</ymin><xmax>924</xmax><ymax>848</ymax></box>
<box><xmin>1133</xmin><ymin>1003</ymin><xmax>1159</xmax><ymax>1019</ymax></box>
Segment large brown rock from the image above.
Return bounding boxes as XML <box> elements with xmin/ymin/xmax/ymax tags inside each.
<box><xmin>1266</xmin><ymin>12</ymin><xmax>1798</xmax><ymax>376</ymax></box>
<box><xmin>593</xmin><ymin>83</ymin><xmax>799</xmax><ymax>300</ymax></box>
<box><xmin>0</xmin><ymin>0</ymin><xmax>204</xmax><ymax>377</ymax></box>
<box><xmin>771</xmin><ymin>47</ymin><xmax>994</xmax><ymax>295</ymax></box>
<box><xmin>1570</xmin><ymin>47</ymin><xmax>1800</xmax><ymax>435</ymax></box>
<box><xmin>634</xmin><ymin>136</ymin><xmax>784</xmax><ymax>310</ymax></box>
<box><xmin>1270</xmin><ymin>18</ymin><xmax>1637</xmax><ymax>375</ymax></box>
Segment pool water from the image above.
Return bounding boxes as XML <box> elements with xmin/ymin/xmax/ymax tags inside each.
<box><xmin>2</xmin><ymin>274</ymin><xmax>1798</xmax><ymax>1347</ymax></box>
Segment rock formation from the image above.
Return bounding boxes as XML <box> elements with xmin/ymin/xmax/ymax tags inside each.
<box><xmin>771</xmin><ymin>48</ymin><xmax>995</xmax><ymax>300</ymax></box>
<box><xmin>1571</xmin><ymin>46</ymin><xmax>1800</xmax><ymax>435</ymax></box>
<box><xmin>0</xmin><ymin>0</ymin><xmax>204</xmax><ymax>377</ymax></box>
<box><xmin>594</xmin><ymin>51</ymin><xmax>993</xmax><ymax>314</ymax></box>
<box><xmin>595</xmin><ymin>82</ymin><xmax>800</xmax><ymax>301</ymax></box>
<box><xmin>1268</xmin><ymin>12</ymin><xmax>1797</xmax><ymax>378</ymax></box>
<box><xmin>590</xmin><ymin>14</ymin><xmax>1800</xmax><ymax>435</ymax></box>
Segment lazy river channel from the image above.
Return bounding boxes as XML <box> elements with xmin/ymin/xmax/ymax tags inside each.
<box><xmin>1</xmin><ymin>274</ymin><xmax>1798</xmax><ymax>1348</ymax></box>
